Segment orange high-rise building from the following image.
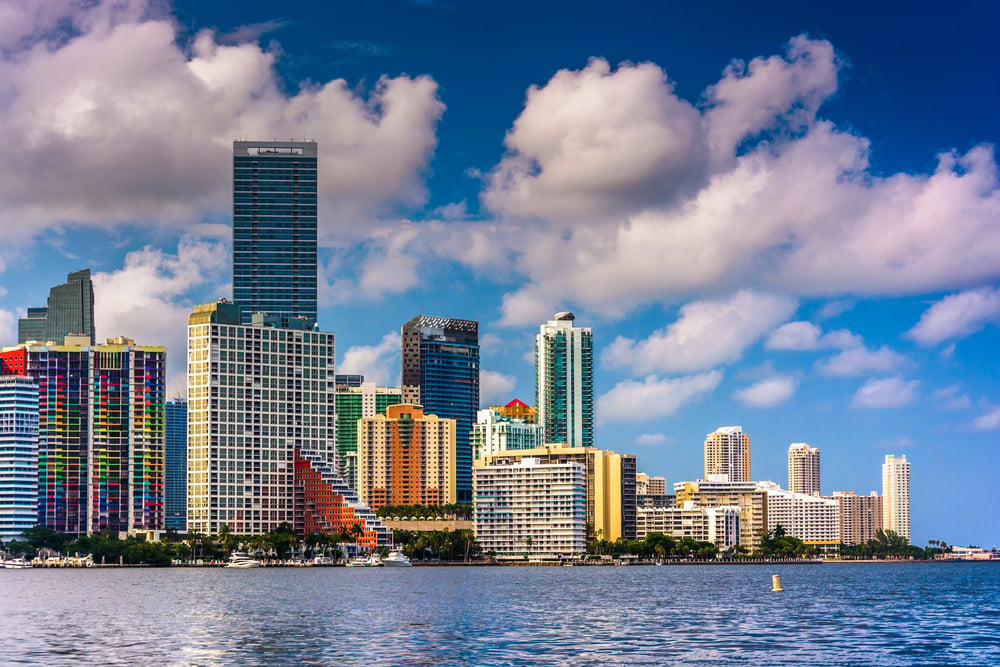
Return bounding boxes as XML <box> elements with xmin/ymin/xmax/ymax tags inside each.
<box><xmin>357</xmin><ymin>404</ymin><xmax>457</xmax><ymax>510</ymax></box>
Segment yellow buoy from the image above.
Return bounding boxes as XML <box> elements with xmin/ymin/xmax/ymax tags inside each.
<box><xmin>771</xmin><ymin>574</ymin><xmax>783</xmax><ymax>592</ymax></box>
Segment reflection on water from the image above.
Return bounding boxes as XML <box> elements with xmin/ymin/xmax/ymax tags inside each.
<box><xmin>3</xmin><ymin>563</ymin><xmax>999</xmax><ymax>665</ymax></box>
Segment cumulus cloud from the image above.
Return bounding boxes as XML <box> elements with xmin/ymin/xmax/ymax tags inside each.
<box><xmin>972</xmin><ymin>405</ymin><xmax>1000</xmax><ymax>431</ymax></box>
<box><xmin>0</xmin><ymin>0</ymin><xmax>444</xmax><ymax>241</ymax></box>
<box><xmin>339</xmin><ymin>332</ymin><xmax>401</xmax><ymax>387</ymax></box>
<box><xmin>634</xmin><ymin>433</ymin><xmax>671</xmax><ymax>446</ymax></box>
<box><xmin>483</xmin><ymin>35</ymin><xmax>1000</xmax><ymax>326</ymax></box>
<box><xmin>816</xmin><ymin>345</ymin><xmax>907</xmax><ymax>377</ymax></box>
<box><xmin>815</xmin><ymin>300</ymin><xmax>853</xmax><ymax>320</ymax></box>
<box><xmin>0</xmin><ymin>309</ymin><xmax>16</xmax><ymax>344</ymax></box>
<box><xmin>604</xmin><ymin>291</ymin><xmax>796</xmax><ymax>374</ymax></box>
<box><xmin>851</xmin><ymin>377</ymin><xmax>919</xmax><ymax>409</ymax></box>
<box><xmin>905</xmin><ymin>287</ymin><xmax>1000</xmax><ymax>346</ymax></box>
<box><xmin>766</xmin><ymin>321</ymin><xmax>863</xmax><ymax>351</ymax></box>
<box><xmin>597</xmin><ymin>371</ymin><xmax>722</xmax><ymax>423</ymax></box>
<box><xmin>733</xmin><ymin>375</ymin><xmax>798</xmax><ymax>407</ymax></box>
<box><xmin>479</xmin><ymin>370</ymin><xmax>517</xmax><ymax>407</ymax></box>
<box><xmin>92</xmin><ymin>231</ymin><xmax>230</xmax><ymax>396</ymax></box>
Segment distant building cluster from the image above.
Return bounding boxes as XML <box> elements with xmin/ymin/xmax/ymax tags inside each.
<box><xmin>0</xmin><ymin>141</ymin><xmax>911</xmax><ymax>560</ymax></box>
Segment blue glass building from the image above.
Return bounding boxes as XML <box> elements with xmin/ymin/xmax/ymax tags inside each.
<box><xmin>402</xmin><ymin>316</ymin><xmax>479</xmax><ymax>503</ymax></box>
<box><xmin>18</xmin><ymin>269</ymin><xmax>96</xmax><ymax>344</ymax></box>
<box><xmin>232</xmin><ymin>141</ymin><xmax>318</xmax><ymax>326</ymax></box>
<box><xmin>165</xmin><ymin>397</ymin><xmax>187</xmax><ymax>531</ymax></box>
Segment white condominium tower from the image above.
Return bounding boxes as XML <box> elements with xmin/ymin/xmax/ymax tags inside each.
<box><xmin>704</xmin><ymin>426</ymin><xmax>750</xmax><ymax>482</ymax></box>
<box><xmin>535</xmin><ymin>312</ymin><xmax>593</xmax><ymax>448</ymax></box>
<box><xmin>882</xmin><ymin>454</ymin><xmax>911</xmax><ymax>543</ymax></box>
<box><xmin>788</xmin><ymin>443</ymin><xmax>821</xmax><ymax>496</ymax></box>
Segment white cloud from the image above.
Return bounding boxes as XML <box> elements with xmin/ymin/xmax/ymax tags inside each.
<box><xmin>479</xmin><ymin>370</ymin><xmax>517</xmax><ymax>407</ymax></box>
<box><xmin>339</xmin><ymin>332</ymin><xmax>401</xmax><ymax>387</ymax></box>
<box><xmin>851</xmin><ymin>377</ymin><xmax>919</xmax><ymax>409</ymax></box>
<box><xmin>92</xmin><ymin>232</ymin><xmax>229</xmax><ymax>397</ymax></box>
<box><xmin>733</xmin><ymin>375</ymin><xmax>798</xmax><ymax>407</ymax></box>
<box><xmin>0</xmin><ymin>309</ymin><xmax>16</xmax><ymax>344</ymax></box>
<box><xmin>766</xmin><ymin>320</ymin><xmax>863</xmax><ymax>351</ymax></box>
<box><xmin>973</xmin><ymin>405</ymin><xmax>1000</xmax><ymax>431</ymax></box>
<box><xmin>484</xmin><ymin>57</ymin><xmax>707</xmax><ymax>221</ymax></box>
<box><xmin>634</xmin><ymin>433</ymin><xmax>671</xmax><ymax>446</ymax></box>
<box><xmin>905</xmin><ymin>287</ymin><xmax>1000</xmax><ymax>346</ymax></box>
<box><xmin>597</xmin><ymin>371</ymin><xmax>722</xmax><ymax>423</ymax></box>
<box><xmin>932</xmin><ymin>385</ymin><xmax>971</xmax><ymax>411</ymax></box>
<box><xmin>816</xmin><ymin>345</ymin><xmax>907</xmax><ymax>377</ymax></box>
<box><xmin>604</xmin><ymin>291</ymin><xmax>796</xmax><ymax>374</ymax></box>
<box><xmin>815</xmin><ymin>300</ymin><xmax>853</xmax><ymax>320</ymax></box>
<box><xmin>0</xmin><ymin>1</ymin><xmax>444</xmax><ymax>241</ymax></box>
<box><xmin>481</xmin><ymin>35</ymin><xmax>1000</xmax><ymax>326</ymax></box>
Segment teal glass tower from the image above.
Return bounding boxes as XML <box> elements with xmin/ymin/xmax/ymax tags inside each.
<box><xmin>232</xmin><ymin>141</ymin><xmax>318</xmax><ymax>325</ymax></box>
<box><xmin>17</xmin><ymin>269</ymin><xmax>96</xmax><ymax>344</ymax></box>
<box><xmin>165</xmin><ymin>397</ymin><xmax>187</xmax><ymax>531</ymax></box>
<box><xmin>402</xmin><ymin>316</ymin><xmax>479</xmax><ymax>503</ymax></box>
<box><xmin>536</xmin><ymin>312</ymin><xmax>593</xmax><ymax>448</ymax></box>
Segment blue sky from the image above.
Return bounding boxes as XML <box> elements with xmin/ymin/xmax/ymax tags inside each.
<box><xmin>0</xmin><ymin>0</ymin><xmax>998</xmax><ymax>546</ymax></box>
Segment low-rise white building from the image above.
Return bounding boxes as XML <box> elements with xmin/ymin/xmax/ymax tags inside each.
<box><xmin>761</xmin><ymin>482</ymin><xmax>839</xmax><ymax>550</ymax></box>
<box><xmin>473</xmin><ymin>456</ymin><xmax>586</xmax><ymax>556</ymax></box>
<box><xmin>636</xmin><ymin>502</ymin><xmax>741</xmax><ymax>549</ymax></box>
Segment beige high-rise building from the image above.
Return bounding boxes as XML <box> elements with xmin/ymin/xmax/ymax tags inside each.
<box><xmin>882</xmin><ymin>454</ymin><xmax>911</xmax><ymax>543</ymax></box>
<box><xmin>357</xmin><ymin>404</ymin><xmax>457</xmax><ymax>510</ymax></box>
<box><xmin>704</xmin><ymin>426</ymin><xmax>751</xmax><ymax>482</ymax></box>
<box><xmin>761</xmin><ymin>482</ymin><xmax>839</xmax><ymax>552</ymax></box>
<box><xmin>832</xmin><ymin>491</ymin><xmax>883</xmax><ymax>546</ymax></box>
<box><xmin>477</xmin><ymin>445</ymin><xmax>636</xmax><ymax>541</ymax></box>
<box><xmin>674</xmin><ymin>479</ymin><xmax>767</xmax><ymax>548</ymax></box>
<box><xmin>788</xmin><ymin>443</ymin><xmax>821</xmax><ymax>496</ymax></box>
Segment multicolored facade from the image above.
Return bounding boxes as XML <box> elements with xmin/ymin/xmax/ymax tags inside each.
<box><xmin>357</xmin><ymin>404</ymin><xmax>457</xmax><ymax>510</ymax></box>
<box><xmin>491</xmin><ymin>398</ymin><xmax>537</xmax><ymax>423</ymax></box>
<box><xmin>294</xmin><ymin>448</ymin><xmax>391</xmax><ymax>547</ymax></box>
<box><xmin>2</xmin><ymin>338</ymin><xmax>166</xmax><ymax>536</ymax></box>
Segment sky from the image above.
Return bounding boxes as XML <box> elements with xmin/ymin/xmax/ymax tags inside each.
<box><xmin>0</xmin><ymin>0</ymin><xmax>998</xmax><ymax>547</ymax></box>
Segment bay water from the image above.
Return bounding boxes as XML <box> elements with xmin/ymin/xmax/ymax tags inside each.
<box><xmin>2</xmin><ymin>562</ymin><xmax>998</xmax><ymax>665</ymax></box>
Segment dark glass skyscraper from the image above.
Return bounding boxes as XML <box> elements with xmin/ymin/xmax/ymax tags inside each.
<box><xmin>165</xmin><ymin>397</ymin><xmax>188</xmax><ymax>531</ymax></box>
<box><xmin>17</xmin><ymin>269</ymin><xmax>96</xmax><ymax>344</ymax></box>
<box><xmin>232</xmin><ymin>141</ymin><xmax>318</xmax><ymax>325</ymax></box>
<box><xmin>401</xmin><ymin>316</ymin><xmax>479</xmax><ymax>503</ymax></box>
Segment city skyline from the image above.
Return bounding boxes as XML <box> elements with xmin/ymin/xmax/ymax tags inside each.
<box><xmin>0</xmin><ymin>0</ymin><xmax>998</xmax><ymax>547</ymax></box>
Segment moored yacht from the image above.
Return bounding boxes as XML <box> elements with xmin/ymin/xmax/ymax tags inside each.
<box><xmin>2</xmin><ymin>557</ymin><xmax>32</xmax><ymax>569</ymax></box>
<box><xmin>383</xmin><ymin>550</ymin><xmax>412</xmax><ymax>567</ymax></box>
<box><xmin>225</xmin><ymin>553</ymin><xmax>262</xmax><ymax>568</ymax></box>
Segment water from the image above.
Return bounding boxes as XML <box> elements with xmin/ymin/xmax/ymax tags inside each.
<box><xmin>2</xmin><ymin>563</ymin><xmax>999</xmax><ymax>665</ymax></box>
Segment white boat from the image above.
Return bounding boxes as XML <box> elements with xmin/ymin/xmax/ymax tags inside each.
<box><xmin>225</xmin><ymin>553</ymin><xmax>262</xmax><ymax>568</ymax></box>
<box><xmin>3</xmin><ymin>557</ymin><xmax>32</xmax><ymax>569</ymax></box>
<box><xmin>346</xmin><ymin>553</ymin><xmax>383</xmax><ymax>567</ymax></box>
<box><xmin>312</xmin><ymin>555</ymin><xmax>335</xmax><ymax>566</ymax></box>
<box><xmin>383</xmin><ymin>550</ymin><xmax>412</xmax><ymax>567</ymax></box>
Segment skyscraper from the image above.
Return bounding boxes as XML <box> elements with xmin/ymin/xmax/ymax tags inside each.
<box><xmin>165</xmin><ymin>397</ymin><xmax>188</xmax><ymax>531</ymax></box>
<box><xmin>401</xmin><ymin>315</ymin><xmax>479</xmax><ymax>503</ymax></box>
<box><xmin>535</xmin><ymin>312</ymin><xmax>593</xmax><ymax>449</ymax></box>
<box><xmin>882</xmin><ymin>454</ymin><xmax>911</xmax><ymax>543</ymax></box>
<box><xmin>788</xmin><ymin>443</ymin><xmax>821</xmax><ymax>496</ymax></box>
<box><xmin>232</xmin><ymin>141</ymin><xmax>318</xmax><ymax>325</ymax></box>
<box><xmin>17</xmin><ymin>269</ymin><xmax>96</xmax><ymax>344</ymax></box>
<box><xmin>0</xmin><ymin>376</ymin><xmax>39</xmax><ymax>542</ymax></box>
<box><xmin>704</xmin><ymin>426</ymin><xmax>751</xmax><ymax>483</ymax></box>
<box><xmin>3</xmin><ymin>337</ymin><xmax>165</xmax><ymax>536</ymax></box>
<box><xmin>335</xmin><ymin>378</ymin><xmax>402</xmax><ymax>489</ymax></box>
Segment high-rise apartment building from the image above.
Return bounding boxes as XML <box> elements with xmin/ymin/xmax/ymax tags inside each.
<box><xmin>788</xmin><ymin>443</ymin><xmax>821</xmax><ymax>496</ymax></box>
<box><xmin>535</xmin><ymin>312</ymin><xmax>593</xmax><ymax>448</ymax></box>
<box><xmin>478</xmin><ymin>445</ymin><xmax>636</xmax><ymax>541</ymax></box>
<box><xmin>474</xmin><ymin>456</ymin><xmax>586</xmax><ymax>557</ymax></box>
<box><xmin>704</xmin><ymin>426</ymin><xmax>751</xmax><ymax>482</ymax></box>
<box><xmin>832</xmin><ymin>491</ymin><xmax>883</xmax><ymax>546</ymax></box>
<box><xmin>3</xmin><ymin>337</ymin><xmax>165</xmax><ymax>536</ymax></box>
<box><xmin>165</xmin><ymin>398</ymin><xmax>188</xmax><ymax>531</ymax></box>
<box><xmin>635</xmin><ymin>502</ymin><xmax>741</xmax><ymax>549</ymax></box>
<box><xmin>357</xmin><ymin>404</ymin><xmax>457</xmax><ymax>510</ymax></box>
<box><xmin>882</xmin><ymin>454</ymin><xmax>911</xmax><ymax>543</ymax></box>
<box><xmin>335</xmin><ymin>378</ymin><xmax>402</xmax><ymax>489</ymax></box>
<box><xmin>232</xmin><ymin>141</ymin><xmax>318</xmax><ymax>326</ymax></box>
<box><xmin>0</xmin><ymin>376</ymin><xmax>39</xmax><ymax>542</ymax></box>
<box><xmin>471</xmin><ymin>407</ymin><xmax>543</xmax><ymax>462</ymax></box>
<box><xmin>18</xmin><ymin>269</ymin><xmax>96</xmax><ymax>344</ymax></box>
<box><xmin>401</xmin><ymin>315</ymin><xmax>479</xmax><ymax>503</ymax></box>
